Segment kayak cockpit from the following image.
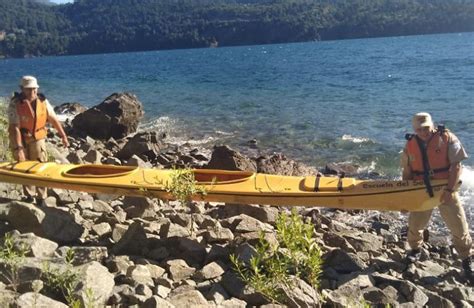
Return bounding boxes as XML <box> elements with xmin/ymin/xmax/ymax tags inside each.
<box><xmin>63</xmin><ymin>165</ymin><xmax>138</xmax><ymax>178</ymax></box>
<box><xmin>193</xmin><ymin>169</ymin><xmax>254</xmax><ymax>184</ymax></box>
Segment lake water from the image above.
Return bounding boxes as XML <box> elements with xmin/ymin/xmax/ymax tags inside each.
<box><xmin>0</xmin><ymin>32</ymin><xmax>472</xmax><ymax>221</ymax></box>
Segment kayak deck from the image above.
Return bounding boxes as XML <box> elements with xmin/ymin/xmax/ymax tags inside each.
<box><xmin>0</xmin><ymin>161</ymin><xmax>452</xmax><ymax>212</ymax></box>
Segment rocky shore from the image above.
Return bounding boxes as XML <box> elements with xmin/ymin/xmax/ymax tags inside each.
<box><xmin>0</xmin><ymin>93</ymin><xmax>472</xmax><ymax>307</ymax></box>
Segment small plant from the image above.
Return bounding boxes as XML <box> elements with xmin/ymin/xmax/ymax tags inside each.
<box><xmin>164</xmin><ymin>168</ymin><xmax>210</xmax><ymax>234</ymax></box>
<box><xmin>164</xmin><ymin>168</ymin><xmax>208</xmax><ymax>204</ymax></box>
<box><xmin>0</xmin><ymin>233</ymin><xmax>28</xmax><ymax>291</ymax></box>
<box><xmin>231</xmin><ymin>209</ymin><xmax>323</xmax><ymax>303</ymax></box>
<box><xmin>42</xmin><ymin>248</ymin><xmax>81</xmax><ymax>307</ymax></box>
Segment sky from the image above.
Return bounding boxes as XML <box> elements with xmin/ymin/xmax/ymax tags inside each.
<box><xmin>51</xmin><ymin>0</ymin><xmax>73</xmax><ymax>3</ymax></box>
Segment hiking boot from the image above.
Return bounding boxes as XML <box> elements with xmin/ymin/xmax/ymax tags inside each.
<box><xmin>462</xmin><ymin>256</ymin><xmax>473</xmax><ymax>283</ymax></box>
<box><xmin>406</xmin><ymin>249</ymin><xmax>421</xmax><ymax>263</ymax></box>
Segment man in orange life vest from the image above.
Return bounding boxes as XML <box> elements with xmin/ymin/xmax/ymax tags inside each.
<box><xmin>7</xmin><ymin>76</ymin><xmax>69</xmax><ymax>204</ymax></box>
<box><xmin>401</xmin><ymin>112</ymin><xmax>472</xmax><ymax>282</ymax></box>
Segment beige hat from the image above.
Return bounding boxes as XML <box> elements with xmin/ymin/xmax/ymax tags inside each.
<box><xmin>20</xmin><ymin>75</ymin><xmax>39</xmax><ymax>88</ymax></box>
<box><xmin>412</xmin><ymin>112</ymin><xmax>434</xmax><ymax>130</ymax></box>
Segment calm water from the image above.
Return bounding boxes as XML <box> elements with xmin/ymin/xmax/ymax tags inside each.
<box><xmin>1</xmin><ymin>33</ymin><xmax>473</xmax><ymax>175</ymax></box>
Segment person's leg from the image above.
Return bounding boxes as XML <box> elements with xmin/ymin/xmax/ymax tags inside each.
<box><xmin>28</xmin><ymin>139</ymin><xmax>48</xmax><ymax>200</ymax></box>
<box><xmin>22</xmin><ymin>142</ymin><xmax>37</xmax><ymax>199</ymax></box>
<box><xmin>408</xmin><ymin>209</ymin><xmax>433</xmax><ymax>250</ymax></box>
<box><xmin>438</xmin><ymin>194</ymin><xmax>472</xmax><ymax>259</ymax></box>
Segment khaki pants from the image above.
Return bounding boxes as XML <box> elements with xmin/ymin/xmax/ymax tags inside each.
<box><xmin>408</xmin><ymin>193</ymin><xmax>472</xmax><ymax>259</ymax></box>
<box><xmin>13</xmin><ymin>139</ymin><xmax>48</xmax><ymax>199</ymax></box>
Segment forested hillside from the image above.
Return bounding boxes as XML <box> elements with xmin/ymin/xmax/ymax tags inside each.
<box><xmin>1</xmin><ymin>0</ymin><xmax>473</xmax><ymax>57</ymax></box>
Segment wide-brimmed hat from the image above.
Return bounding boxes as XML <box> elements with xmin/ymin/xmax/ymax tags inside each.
<box><xmin>412</xmin><ymin>112</ymin><xmax>433</xmax><ymax>130</ymax></box>
<box><xmin>20</xmin><ymin>76</ymin><xmax>39</xmax><ymax>88</ymax></box>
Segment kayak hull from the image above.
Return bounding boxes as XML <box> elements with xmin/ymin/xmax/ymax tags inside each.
<box><xmin>0</xmin><ymin>161</ymin><xmax>452</xmax><ymax>212</ymax></box>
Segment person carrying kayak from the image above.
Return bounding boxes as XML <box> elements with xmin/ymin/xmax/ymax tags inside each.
<box><xmin>401</xmin><ymin>112</ymin><xmax>472</xmax><ymax>282</ymax></box>
<box><xmin>7</xmin><ymin>75</ymin><xmax>69</xmax><ymax>206</ymax></box>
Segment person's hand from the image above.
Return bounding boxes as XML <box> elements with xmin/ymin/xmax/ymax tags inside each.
<box><xmin>17</xmin><ymin>148</ymin><xmax>26</xmax><ymax>162</ymax></box>
<box><xmin>61</xmin><ymin>135</ymin><xmax>69</xmax><ymax>148</ymax></box>
<box><xmin>440</xmin><ymin>190</ymin><xmax>454</xmax><ymax>204</ymax></box>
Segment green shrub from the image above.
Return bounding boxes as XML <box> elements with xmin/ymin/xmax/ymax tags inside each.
<box><xmin>0</xmin><ymin>233</ymin><xmax>28</xmax><ymax>291</ymax></box>
<box><xmin>164</xmin><ymin>168</ymin><xmax>208</xmax><ymax>204</ymax></box>
<box><xmin>231</xmin><ymin>209</ymin><xmax>323</xmax><ymax>303</ymax></box>
<box><xmin>42</xmin><ymin>248</ymin><xmax>81</xmax><ymax>307</ymax></box>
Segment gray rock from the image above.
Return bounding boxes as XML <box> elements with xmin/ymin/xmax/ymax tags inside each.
<box><xmin>116</xmin><ymin>132</ymin><xmax>163</xmax><ymax>160</ymax></box>
<box><xmin>10</xmin><ymin>232</ymin><xmax>58</xmax><ymax>258</ymax></box>
<box><xmin>155</xmin><ymin>284</ymin><xmax>172</xmax><ymax>298</ymax></box>
<box><xmin>221</xmin><ymin>271</ymin><xmax>268</xmax><ymax>305</ymax></box>
<box><xmin>66</xmin><ymin>150</ymin><xmax>84</xmax><ymax>164</ymax></box>
<box><xmin>219</xmin><ymin>298</ymin><xmax>247</xmax><ymax>307</ymax></box>
<box><xmin>206</xmin><ymin>283</ymin><xmax>229</xmax><ymax>304</ymax></box>
<box><xmin>362</xmin><ymin>286</ymin><xmax>398</xmax><ymax>306</ymax></box>
<box><xmin>83</xmin><ymin>149</ymin><xmax>103</xmax><ymax>164</ymax></box>
<box><xmin>223</xmin><ymin>214</ymin><xmax>272</xmax><ymax>233</ymax></box>
<box><xmin>425</xmin><ymin>289</ymin><xmax>455</xmax><ymax>308</ymax></box>
<box><xmin>281</xmin><ymin>277</ymin><xmax>320</xmax><ymax>308</ymax></box>
<box><xmin>324</xmin><ymin>249</ymin><xmax>366</xmax><ymax>273</ymax></box>
<box><xmin>92</xmin><ymin>200</ymin><xmax>114</xmax><ymax>213</ymax></box>
<box><xmin>323</xmin><ymin>232</ymin><xmax>356</xmax><ymax>252</ymax></box>
<box><xmin>58</xmin><ymin>246</ymin><xmax>108</xmax><ymax>265</ymax></box>
<box><xmin>343</xmin><ymin>232</ymin><xmax>383</xmax><ymax>252</ymax></box>
<box><xmin>72</xmin><ymin>92</ymin><xmax>144</xmax><ymax>140</ymax></box>
<box><xmin>168</xmin><ymin>290</ymin><xmax>208</xmax><ymax>306</ymax></box>
<box><xmin>126</xmin><ymin>155</ymin><xmax>152</xmax><ymax>168</ymax></box>
<box><xmin>105</xmin><ymin>156</ymin><xmax>122</xmax><ymax>165</ymax></box>
<box><xmin>206</xmin><ymin>145</ymin><xmax>257</xmax><ymax>171</ymax></box>
<box><xmin>178</xmin><ymin>238</ymin><xmax>207</xmax><ymax>264</ymax></box>
<box><xmin>92</xmin><ymin>222</ymin><xmax>112</xmax><ymax>237</ymax></box>
<box><xmin>256</xmin><ymin>153</ymin><xmax>315</xmax><ymax>176</ymax></box>
<box><xmin>126</xmin><ymin>264</ymin><xmax>154</xmax><ymax>287</ymax></box>
<box><xmin>16</xmin><ymin>292</ymin><xmax>68</xmax><ymax>308</ymax></box>
<box><xmin>160</xmin><ymin>222</ymin><xmax>191</xmax><ymax>238</ymax></box>
<box><xmin>223</xmin><ymin>204</ymin><xmax>279</xmax><ymax>224</ymax></box>
<box><xmin>112</xmin><ymin>222</ymin><xmax>148</xmax><ymax>255</ymax></box>
<box><xmin>0</xmin><ymin>202</ymin><xmax>84</xmax><ymax>244</ymax></box>
<box><xmin>75</xmin><ymin>261</ymin><xmax>115</xmax><ymax>306</ymax></box>
<box><xmin>203</xmin><ymin>227</ymin><xmax>234</xmax><ymax>243</ymax></box>
<box><xmin>194</xmin><ymin>261</ymin><xmax>226</xmax><ymax>281</ymax></box>
<box><xmin>371</xmin><ymin>273</ymin><xmax>429</xmax><ymax>306</ymax></box>
<box><xmin>143</xmin><ymin>295</ymin><xmax>175</xmax><ymax>308</ymax></box>
<box><xmin>166</xmin><ymin>259</ymin><xmax>196</xmax><ymax>281</ymax></box>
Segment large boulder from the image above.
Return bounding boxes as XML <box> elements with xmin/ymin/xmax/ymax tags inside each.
<box><xmin>206</xmin><ymin>145</ymin><xmax>256</xmax><ymax>171</ymax></box>
<box><xmin>72</xmin><ymin>93</ymin><xmax>144</xmax><ymax>140</ymax></box>
<box><xmin>256</xmin><ymin>154</ymin><xmax>316</xmax><ymax>176</ymax></box>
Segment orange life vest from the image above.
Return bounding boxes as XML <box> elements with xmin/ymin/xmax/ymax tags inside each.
<box><xmin>405</xmin><ymin>129</ymin><xmax>451</xmax><ymax>180</ymax></box>
<box><xmin>16</xmin><ymin>96</ymin><xmax>48</xmax><ymax>143</ymax></box>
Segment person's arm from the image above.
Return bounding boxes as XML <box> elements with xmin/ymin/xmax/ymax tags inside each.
<box><xmin>8</xmin><ymin>124</ymin><xmax>25</xmax><ymax>161</ymax></box>
<box><xmin>440</xmin><ymin>162</ymin><xmax>461</xmax><ymax>203</ymax></box>
<box><xmin>401</xmin><ymin>148</ymin><xmax>413</xmax><ymax>180</ymax></box>
<box><xmin>46</xmin><ymin>100</ymin><xmax>69</xmax><ymax>147</ymax></box>
<box><xmin>48</xmin><ymin>115</ymin><xmax>69</xmax><ymax>147</ymax></box>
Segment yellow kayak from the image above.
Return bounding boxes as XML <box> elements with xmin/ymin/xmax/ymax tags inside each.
<box><xmin>0</xmin><ymin>161</ymin><xmax>454</xmax><ymax>212</ymax></box>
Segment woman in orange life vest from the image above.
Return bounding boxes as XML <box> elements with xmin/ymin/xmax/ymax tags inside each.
<box><xmin>7</xmin><ymin>76</ymin><xmax>69</xmax><ymax>205</ymax></box>
<box><xmin>401</xmin><ymin>112</ymin><xmax>472</xmax><ymax>282</ymax></box>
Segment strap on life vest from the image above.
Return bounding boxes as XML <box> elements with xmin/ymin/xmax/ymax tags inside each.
<box><xmin>414</xmin><ymin>135</ymin><xmax>434</xmax><ymax>198</ymax></box>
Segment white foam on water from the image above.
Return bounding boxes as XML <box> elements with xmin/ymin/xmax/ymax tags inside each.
<box><xmin>341</xmin><ymin>134</ymin><xmax>371</xmax><ymax>143</ymax></box>
<box><xmin>139</xmin><ymin>116</ymin><xmax>177</xmax><ymax>133</ymax></box>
